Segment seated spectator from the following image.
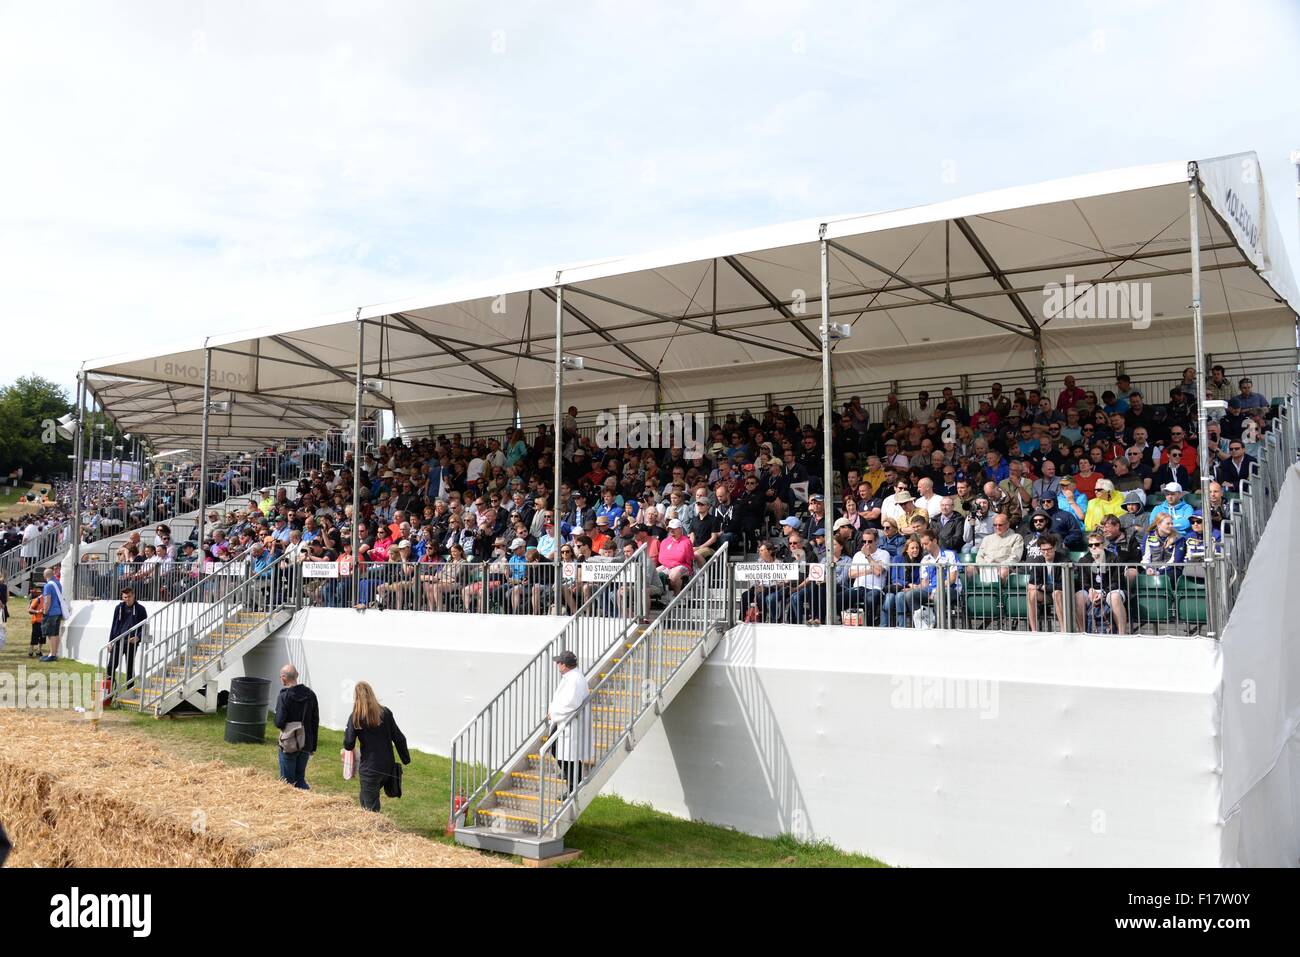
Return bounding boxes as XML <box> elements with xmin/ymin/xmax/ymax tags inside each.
<box><xmin>1182</xmin><ymin>512</ymin><xmax>1223</xmax><ymax>580</ymax></box>
<box><xmin>1149</xmin><ymin>482</ymin><xmax>1193</xmax><ymax>535</ymax></box>
<box><xmin>932</xmin><ymin>497</ymin><xmax>965</xmax><ymax>552</ymax></box>
<box><xmin>1227</xmin><ymin>377</ymin><xmax>1268</xmax><ymax>412</ymax></box>
<box><xmin>1074</xmin><ymin>531</ymin><xmax>1129</xmax><ymax>634</ymax></box>
<box><xmin>1118</xmin><ymin>488</ymin><xmax>1149</xmax><ymax>540</ymax></box>
<box><xmin>657</xmin><ymin>519</ymin><xmax>694</xmax><ymax>594</ymax></box>
<box><xmin>1025</xmin><ymin>534</ymin><xmax>1065</xmax><ymax>632</ymax></box>
<box><xmin>1140</xmin><ymin>513</ymin><xmax>1185</xmax><ymax>576</ymax></box>
<box><xmin>1214</xmin><ymin>439</ymin><xmax>1255</xmax><ymax>492</ymax></box>
<box><xmin>882</xmin><ymin>537</ymin><xmax>926</xmax><ymax>627</ymax></box>
<box><xmin>1083</xmin><ymin>479</ymin><xmax>1125</xmax><ymax>532</ymax></box>
<box><xmin>878</xmin><ymin>518</ymin><xmax>906</xmax><ymax>558</ymax></box>
<box><xmin>1098</xmin><ymin>513</ymin><xmax>1141</xmax><ymax>563</ymax></box>
<box><xmin>1152</xmin><ymin>445</ymin><xmax>1192</xmax><ymax>491</ymax></box>
<box><xmin>973</xmin><ymin>512</ymin><xmax>1024</xmax><ymax>583</ymax></box>
<box><xmin>845</xmin><ymin>530</ymin><xmax>891</xmax><ymax>625</ymax></box>
<box><xmin>962</xmin><ymin>497</ymin><xmax>996</xmax><ymax>551</ymax></box>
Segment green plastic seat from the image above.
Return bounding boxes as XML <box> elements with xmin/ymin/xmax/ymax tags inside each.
<box><xmin>1185</xmin><ymin>493</ymin><xmax>1201</xmax><ymax>509</ymax></box>
<box><xmin>1175</xmin><ymin>574</ymin><xmax>1207</xmax><ymax>596</ymax></box>
<box><xmin>1177</xmin><ymin>596</ymin><xmax>1208</xmax><ymax>625</ymax></box>
<box><xmin>1134</xmin><ymin>573</ymin><xmax>1173</xmax><ymax>628</ymax></box>
<box><xmin>1067</xmin><ymin>550</ymin><xmax>1085</xmax><ymax>563</ymax></box>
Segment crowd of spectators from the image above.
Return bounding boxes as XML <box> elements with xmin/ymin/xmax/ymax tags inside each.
<box><xmin>66</xmin><ymin>366</ymin><xmax>1280</xmax><ymax>633</ymax></box>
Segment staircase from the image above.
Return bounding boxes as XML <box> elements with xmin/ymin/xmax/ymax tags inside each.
<box><xmin>100</xmin><ymin>552</ymin><xmax>300</xmax><ymax>716</ymax></box>
<box><xmin>2</xmin><ymin>521</ymin><xmax>71</xmax><ymax>595</ymax></box>
<box><xmin>451</xmin><ymin>544</ymin><xmax>731</xmax><ymax>860</ymax></box>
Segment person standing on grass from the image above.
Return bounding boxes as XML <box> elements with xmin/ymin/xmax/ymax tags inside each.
<box><xmin>27</xmin><ymin>584</ymin><xmax>45</xmax><ymax>658</ymax></box>
<box><xmin>343</xmin><ymin>681</ymin><xmax>410</xmax><ymax>811</ymax></box>
<box><xmin>0</xmin><ymin>578</ymin><xmax>8</xmax><ymax>649</ymax></box>
<box><xmin>273</xmin><ymin>664</ymin><xmax>320</xmax><ymax>790</ymax></box>
<box><xmin>38</xmin><ymin>567</ymin><xmax>66</xmax><ymax>662</ymax></box>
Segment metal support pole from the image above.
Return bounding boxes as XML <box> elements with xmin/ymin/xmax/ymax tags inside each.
<box><xmin>197</xmin><ymin>346</ymin><xmax>212</xmax><ymax>552</ymax></box>
<box><xmin>352</xmin><ymin>315</ymin><xmax>365</xmax><ymax>606</ymax></box>
<box><xmin>819</xmin><ymin>233</ymin><xmax>835</xmax><ymax>624</ymax></box>
<box><xmin>70</xmin><ymin>372</ymin><xmax>85</xmax><ymax>597</ymax></box>
<box><xmin>1188</xmin><ymin>165</ymin><xmax>1216</xmax><ymax>638</ymax></box>
<box><xmin>552</xmin><ymin>282</ymin><xmax>564</xmax><ymax>616</ymax></box>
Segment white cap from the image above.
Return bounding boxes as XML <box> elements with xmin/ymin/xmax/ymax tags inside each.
<box><xmin>1163</xmin><ymin>482</ymin><xmax>1183</xmax><ymax>494</ymax></box>
<box><xmin>667</xmin><ymin>519</ymin><xmax>683</xmax><ymax>529</ymax></box>
<box><xmin>510</xmin><ymin>537</ymin><xmax>526</xmax><ymax>550</ymax></box>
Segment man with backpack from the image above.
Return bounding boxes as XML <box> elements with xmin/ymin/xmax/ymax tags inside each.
<box><xmin>273</xmin><ymin>664</ymin><xmax>319</xmax><ymax>790</ymax></box>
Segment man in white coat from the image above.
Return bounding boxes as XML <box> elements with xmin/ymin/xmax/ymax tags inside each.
<box><xmin>546</xmin><ymin>651</ymin><xmax>592</xmax><ymax>796</ymax></box>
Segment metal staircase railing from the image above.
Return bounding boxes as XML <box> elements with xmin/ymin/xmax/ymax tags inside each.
<box><xmin>2</xmin><ymin>520</ymin><xmax>71</xmax><ymax>590</ymax></box>
<box><xmin>532</xmin><ymin>544</ymin><xmax>731</xmax><ymax>841</ymax></box>
<box><xmin>99</xmin><ymin>551</ymin><xmax>301</xmax><ymax>713</ymax></box>
<box><xmin>449</xmin><ymin>544</ymin><xmax>651</xmax><ymax>830</ymax></box>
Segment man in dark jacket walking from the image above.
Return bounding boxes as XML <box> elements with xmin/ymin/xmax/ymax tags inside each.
<box><xmin>108</xmin><ymin>586</ymin><xmax>148</xmax><ymax>682</ymax></box>
<box><xmin>273</xmin><ymin>664</ymin><xmax>319</xmax><ymax>790</ymax></box>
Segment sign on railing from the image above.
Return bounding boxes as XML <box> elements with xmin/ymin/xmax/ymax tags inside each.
<box><xmin>301</xmin><ymin>561</ymin><xmax>339</xmax><ymax>579</ymax></box>
<box><xmin>733</xmin><ymin>562</ymin><xmax>800</xmax><ymax>583</ymax></box>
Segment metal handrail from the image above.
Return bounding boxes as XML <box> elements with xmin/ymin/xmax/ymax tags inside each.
<box><xmin>99</xmin><ymin>550</ymin><xmax>299</xmax><ymax>713</ymax></box>
<box><xmin>535</xmin><ymin>543</ymin><xmax>730</xmax><ymax>838</ymax></box>
<box><xmin>145</xmin><ymin>550</ymin><xmax>299</xmax><ymax>714</ymax></box>
<box><xmin>449</xmin><ymin>543</ymin><xmax>650</xmax><ymax>829</ymax></box>
<box><xmin>1</xmin><ymin>520</ymin><xmax>71</xmax><ymax>587</ymax></box>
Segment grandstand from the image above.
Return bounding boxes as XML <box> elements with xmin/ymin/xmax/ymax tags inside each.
<box><xmin>52</xmin><ymin>153</ymin><xmax>1300</xmax><ymax>867</ymax></box>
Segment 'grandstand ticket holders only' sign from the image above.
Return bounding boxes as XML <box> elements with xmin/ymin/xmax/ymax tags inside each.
<box><xmin>733</xmin><ymin>562</ymin><xmax>801</xmax><ymax>583</ymax></box>
<box><xmin>301</xmin><ymin>562</ymin><xmax>339</xmax><ymax>579</ymax></box>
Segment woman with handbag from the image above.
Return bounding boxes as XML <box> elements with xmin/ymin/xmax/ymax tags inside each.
<box><xmin>342</xmin><ymin>681</ymin><xmax>411</xmax><ymax>811</ymax></box>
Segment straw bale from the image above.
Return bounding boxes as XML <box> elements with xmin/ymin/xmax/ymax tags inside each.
<box><xmin>0</xmin><ymin>711</ymin><xmax>513</xmax><ymax>868</ymax></box>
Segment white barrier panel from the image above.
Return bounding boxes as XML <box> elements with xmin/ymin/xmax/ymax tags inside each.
<box><xmin>604</xmin><ymin>623</ymin><xmax>1223</xmax><ymax>867</ymax></box>
<box><xmin>301</xmin><ymin>562</ymin><xmax>339</xmax><ymax>579</ymax></box>
<box><xmin>1219</xmin><ymin>463</ymin><xmax>1300</xmax><ymax>867</ymax></box>
<box><xmin>63</xmin><ymin>603</ymin><xmax>1254</xmax><ymax>866</ymax></box>
<box><xmin>236</xmin><ymin>611</ymin><xmax>554</xmax><ymax>749</ymax></box>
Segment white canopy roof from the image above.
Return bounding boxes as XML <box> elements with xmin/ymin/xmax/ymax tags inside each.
<box><xmin>84</xmin><ymin>152</ymin><xmax>1299</xmax><ymax>448</ymax></box>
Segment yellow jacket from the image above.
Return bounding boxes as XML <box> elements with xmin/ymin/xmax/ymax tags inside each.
<box><xmin>1084</xmin><ymin>491</ymin><xmax>1126</xmax><ymax>531</ymax></box>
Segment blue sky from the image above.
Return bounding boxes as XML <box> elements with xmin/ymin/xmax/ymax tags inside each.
<box><xmin>2</xmin><ymin>0</ymin><xmax>1298</xmax><ymax>396</ymax></box>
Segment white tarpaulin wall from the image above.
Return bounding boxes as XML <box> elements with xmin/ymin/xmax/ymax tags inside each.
<box><xmin>61</xmin><ymin>606</ymin><xmax>1223</xmax><ymax>866</ymax></box>
<box><xmin>1219</xmin><ymin>462</ymin><xmax>1300</xmax><ymax>867</ymax></box>
<box><xmin>82</xmin><ymin>153</ymin><xmax>1299</xmax><ymax>447</ymax></box>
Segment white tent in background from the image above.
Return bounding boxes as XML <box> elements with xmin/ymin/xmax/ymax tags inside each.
<box><xmin>82</xmin><ymin>152</ymin><xmax>1297</xmax><ymax>448</ymax></box>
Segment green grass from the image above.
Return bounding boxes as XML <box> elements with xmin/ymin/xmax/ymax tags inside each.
<box><xmin>0</xmin><ymin>483</ymin><xmax>48</xmax><ymax>508</ymax></box>
<box><xmin>1</xmin><ymin>594</ymin><xmax>884</xmax><ymax>867</ymax></box>
<box><xmin>2</xmin><ymin>596</ymin><xmax>101</xmax><ymax>708</ymax></box>
<box><xmin>112</xmin><ymin>709</ymin><xmax>883</xmax><ymax>867</ymax></box>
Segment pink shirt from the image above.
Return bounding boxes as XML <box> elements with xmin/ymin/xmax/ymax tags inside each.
<box><xmin>657</xmin><ymin>533</ymin><xmax>694</xmax><ymax>571</ymax></box>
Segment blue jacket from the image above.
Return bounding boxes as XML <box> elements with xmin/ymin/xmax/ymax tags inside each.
<box><xmin>1150</xmin><ymin>500</ymin><xmax>1194</xmax><ymax>535</ymax></box>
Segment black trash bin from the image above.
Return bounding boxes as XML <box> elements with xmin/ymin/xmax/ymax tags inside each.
<box><xmin>224</xmin><ymin>676</ymin><xmax>272</xmax><ymax>744</ymax></box>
